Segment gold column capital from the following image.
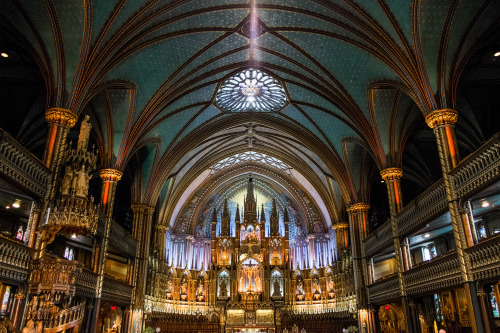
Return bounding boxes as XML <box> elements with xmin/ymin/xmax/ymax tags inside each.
<box><xmin>425</xmin><ymin>109</ymin><xmax>458</xmax><ymax>129</ymax></box>
<box><xmin>380</xmin><ymin>167</ymin><xmax>403</xmax><ymax>181</ymax></box>
<box><xmin>45</xmin><ymin>108</ymin><xmax>78</xmax><ymax>127</ymax></box>
<box><xmin>14</xmin><ymin>293</ymin><xmax>25</xmax><ymax>300</ymax></box>
<box><xmin>333</xmin><ymin>223</ymin><xmax>348</xmax><ymax>230</ymax></box>
<box><xmin>347</xmin><ymin>203</ymin><xmax>370</xmax><ymax>213</ymax></box>
<box><xmin>100</xmin><ymin>168</ymin><xmax>123</xmax><ymax>182</ymax></box>
<box><xmin>131</xmin><ymin>203</ymin><xmax>155</xmax><ymax>215</ymax></box>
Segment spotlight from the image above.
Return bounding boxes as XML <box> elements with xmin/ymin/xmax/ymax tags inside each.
<box><xmin>71</xmin><ymin>233</ymin><xmax>77</xmax><ymax>239</ymax></box>
<box><xmin>481</xmin><ymin>200</ymin><xmax>490</xmax><ymax>208</ymax></box>
<box><xmin>12</xmin><ymin>200</ymin><xmax>21</xmax><ymax>209</ymax></box>
<box><xmin>0</xmin><ymin>53</ymin><xmax>8</xmax><ymax>58</ymax></box>
<box><xmin>380</xmin><ymin>180</ymin><xmax>385</xmax><ymax>183</ymax></box>
<box><xmin>5</xmin><ymin>206</ymin><xmax>10</xmax><ymax>209</ymax></box>
<box><xmin>424</xmin><ymin>233</ymin><xmax>430</xmax><ymax>238</ymax></box>
<box><xmin>495</xmin><ymin>51</ymin><xmax>500</xmax><ymax>57</ymax></box>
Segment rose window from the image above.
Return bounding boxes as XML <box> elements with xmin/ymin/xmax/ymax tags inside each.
<box><xmin>216</xmin><ymin>68</ymin><xmax>286</xmax><ymax>112</ymax></box>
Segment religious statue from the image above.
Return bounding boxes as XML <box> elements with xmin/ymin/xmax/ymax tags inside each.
<box><xmin>273</xmin><ymin>280</ymin><xmax>282</xmax><ymax>297</ymax></box>
<box><xmin>166</xmin><ymin>278</ymin><xmax>172</xmax><ymax>293</ymax></box>
<box><xmin>196</xmin><ymin>279</ymin><xmax>205</xmax><ymax>301</ymax></box>
<box><xmin>219</xmin><ymin>279</ymin><xmax>228</xmax><ymax>298</ymax></box>
<box><xmin>61</xmin><ymin>166</ymin><xmax>73</xmax><ymax>195</ymax></box>
<box><xmin>328</xmin><ymin>279</ymin><xmax>335</xmax><ymax>299</ymax></box>
<box><xmin>296</xmin><ymin>278</ymin><xmax>305</xmax><ymax>300</ymax></box>
<box><xmin>180</xmin><ymin>277</ymin><xmax>188</xmax><ymax>295</ymax></box>
<box><xmin>75</xmin><ymin>165</ymin><xmax>90</xmax><ymax>197</ymax></box>
<box><xmin>77</xmin><ymin>115</ymin><xmax>91</xmax><ymax>151</ymax></box>
<box><xmin>22</xmin><ymin>320</ymin><xmax>34</xmax><ymax>333</ymax></box>
<box><xmin>313</xmin><ymin>276</ymin><xmax>321</xmax><ymax>294</ymax></box>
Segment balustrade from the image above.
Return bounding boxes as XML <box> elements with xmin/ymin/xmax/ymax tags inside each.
<box><xmin>367</xmin><ymin>273</ymin><xmax>399</xmax><ymax>304</ymax></box>
<box><xmin>403</xmin><ymin>252</ymin><xmax>461</xmax><ymax>295</ymax></box>
<box><xmin>465</xmin><ymin>233</ymin><xmax>500</xmax><ymax>281</ymax></box>
<box><xmin>396</xmin><ymin>179</ymin><xmax>447</xmax><ymax>236</ymax></box>
<box><xmin>42</xmin><ymin>301</ymin><xmax>86</xmax><ymax>333</ymax></box>
<box><xmin>451</xmin><ymin>133</ymin><xmax>500</xmax><ymax>198</ymax></box>
<box><xmin>365</xmin><ymin>134</ymin><xmax>500</xmax><ymax>262</ymax></box>
<box><xmin>0</xmin><ymin>236</ymin><xmax>34</xmax><ymax>281</ymax></box>
<box><xmin>363</xmin><ymin>220</ymin><xmax>391</xmax><ymax>258</ymax></box>
<box><xmin>102</xmin><ymin>276</ymin><xmax>133</xmax><ymax>303</ymax></box>
<box><xmin>0</xmin><ymin>129</ymin><xmax>50</xmax><ymax>197</ymax></box>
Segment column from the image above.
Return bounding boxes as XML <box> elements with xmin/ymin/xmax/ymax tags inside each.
<box><xmin>425</xmin><ymin>109</ymin><xmax>484</xmax><ymax>332</ymax></box>
<box><xmin>129</xmin><ymin>203</ymin><xmax>155</xmax><ymax>333</ymax></box>
<box><xmin>10</xmin><ymin>293</ymin><xmax>25</xmax><ymax>329</ymax></box>
<box><xmin>91</xmin><ymin>168</ymin><xmax>122</xmax><ymax>332</ymax></box>
<box><xmin>380</xmin><ymin>167</ymin><xmax>413</xmax><ymax>333</ymax></box>
<box><xmin>347</xmin><ymin>203</ymin><xmax>370</xmax><ymax>330</ymax></box>
<box><xmin>333</xmin><ymin>223</ymin><xmax>348</xmax><ymax>255</ymax></box>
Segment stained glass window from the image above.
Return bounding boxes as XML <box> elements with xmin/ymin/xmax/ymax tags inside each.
<box><xmin>15</xmin><ymin>226</ymin><xmax>23</xmax><ymax>241</ymax></box>
<box><xmin>422</xmin><ymin>247</ymin><xmax>431</xmax><ymax>261</ymax></box>
<box><xmin>491</xmin><ymin>288</ymin><xmax>499</xmax><ymax>318</ymax></box>
<box><xmin>1</xmin><ymin>286</ymin><xmax>10</xmax><ymax>312</ymax></box>
<box><xmin>216</xmin><ymin>68</ymin><xmax>286</xmax><ymax>112</ymax></box>
<box><xmin>64</xmin><ymin>247</ymin><xmax>74</xmax><ymax>261</ymax></box>
<box><xmin>477</xmin><ymin>223</ymin><xmax>487</xmax><ymax>239</ymax></box>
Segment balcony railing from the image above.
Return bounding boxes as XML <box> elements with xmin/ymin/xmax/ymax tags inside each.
<box><xmin>102</xmin><ymin>275</ymin><xmax>133</xmax><ymax>304</ymax></box>
<box><xmin>364</xmin><ymin>220</ymin><xmax>392</xmax><ymax>258</ymax></box>
<box><xmin>465</xmin><ymin>233</ymin><xmax>500</xmax><ymax>281</ymax></box>
<box><xmin>403</xmin><ymin>251</ymin><xmax>461</xmax><ymax>296</ymax></box>
<box><xmin>75</xmin><ymin>268</ymin><xmax>98</xmax><ymax>298</ymax></box>
<box><xmin>367</xmin><ymin>273</ymin><xmax>400</xmax><ymax>304</ymax></box>
<box><xmin>0</xmin><ymin>129</ymin><xmax>50</xmax><ymax>197</ymax></box>
<box><xmin>451</xmin><ymin>133</ymin><xmax>500</xmax><ymax>199</ymax></box>
<box><xmin>40</xmin><ymin>301</ymin><xmax>86</xmax><ymax>333</ymax></box>
<box><xmin>364</xmin><ymin>134</ymin><xmax>500</xmax><ymax>258</ymax></box>
<box><xmin>0</xmin><ymin>236</ymin><xmax>35</xmax><ymax>282</ymax></box>
<box><xmin>396</xmin><ymin>179</ymin><xmax>447</xmax><ymax>237</ymax></box>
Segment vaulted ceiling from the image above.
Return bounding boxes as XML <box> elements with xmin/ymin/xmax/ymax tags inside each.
<box><xmin>1</xmin><ymin>0</ymin><xmax>500</xmax><ymax>230</ymax></box>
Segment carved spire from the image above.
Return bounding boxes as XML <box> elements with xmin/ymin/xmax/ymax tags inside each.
<box><xmin>270</xmin><ymin>199</ymin><xmax>279</xmax><ymax>236</ymax></box>
<box><xmin>223</xmin><ymin>199</ymin><xmax>229</xmax><ymax>217</ymax></box>
<box><xmin>221</xmin><ymin>199</ymin><xmax>230</xmax><ymax>236</ymax></box>
<box><xmin>283</xmin><ymin>207</ymin><xmax>289</xmax><ymax>223</ymax></box>
<box><xmin>212</xmin><ymin>208</ymin><xmax>217</xmax><ymax>223</ymax></box>
<box><xmin>246</xmin><ymin>177</ymin><xmax>255</xmax><ymax>203</ymax></box>
<box><xmin>260</xmin><ymin>204</ymin><xmax>266</xmax><ymax>223</ymax></box>
<box><xmin>235</xmin><ymin>204</ymin><xmax>241</xmax><ymax>223</ymax></box>
<box><xmin>244</xmin><ymin>178</ymin><xmax>257</xmax><ymax>223</ymax></box>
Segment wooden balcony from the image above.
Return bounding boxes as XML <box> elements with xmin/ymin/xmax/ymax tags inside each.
<box><xmin>102</xmin><ymin>275</ymin><xmax>133</xmax><ymax>304</ymax></box>
<box><xmin>465</xmin><ymin>233</ymin><xmax>500</xmax><ymax>281</ymax></box>
<box><xmin>367</xmin><ymin>273</ymin><xmax>400</xmax><ymax>304</ymax></box>
<box><xmin>451</xmin><ymin>133</ymin><xmax>500</xmax><ymax>199</ymax></box>
<box><xmin>403</xmin><ymin>251</ymin><xmax>461</xmax><ymax>296</ymax></box>
<box><xmin>75</xmin><ymin>268</ymin><xmax>98</xmax><ymax>298</ymax></box>
<box><xmin>364</xmin><ymin>133</ymin><xmax>500</xmax><ymax>257</ymax></box>
<box><xmin>0</xmin><ymin>129</ymin><xmax>50</xmax><ymax>197</ymax></box>
<box><xmin>0</xmin><ymin>235</ymin><xmax>34</xmax><ymax>282</ymax></box>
